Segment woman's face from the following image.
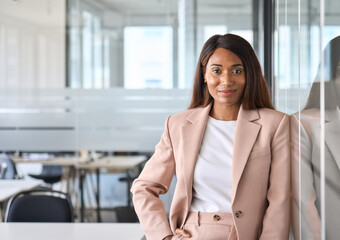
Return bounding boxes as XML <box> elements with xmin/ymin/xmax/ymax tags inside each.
<box><xmin>204</xmin><ymin>48</ymin><xmax>246</xmax><ymax>110</ymax></box>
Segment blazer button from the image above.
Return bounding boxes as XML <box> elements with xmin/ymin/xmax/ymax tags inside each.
<box><xmin>213</xmin><ymin>215</ymin><xmax>221</xmax><ymax>221</ymax></box>
<box><xmin>235</xmin><ymin>211</ymin><xmax>243</xmax><ymax>218</ymax></box>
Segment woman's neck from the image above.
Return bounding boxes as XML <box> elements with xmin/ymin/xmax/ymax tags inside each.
<box><xmin>210</xmin><ymin>103</ymin><xmax>240</xmax><ymax>121</ymax></box>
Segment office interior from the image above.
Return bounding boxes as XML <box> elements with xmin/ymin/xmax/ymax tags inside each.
<box><xmin>0</xmin><ymin>0</ymin><xmax>339</xmax><ymax>239</ymax></box>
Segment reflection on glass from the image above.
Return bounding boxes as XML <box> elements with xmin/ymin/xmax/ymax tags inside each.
<box><xmin>291</xmin><ymin>35</ymin><xmax>340</xmax><ymax>240</ymax></box>
<box><xmin>275</xmin><ymin>3</ymin><xmax>340</xmax><ymax>237</ymax></box>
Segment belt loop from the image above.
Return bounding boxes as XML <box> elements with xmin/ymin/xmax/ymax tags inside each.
<box><xmin>197</xmin><ymin>211</ymin><xmax>200</xmax><ymax>227</ymax></box>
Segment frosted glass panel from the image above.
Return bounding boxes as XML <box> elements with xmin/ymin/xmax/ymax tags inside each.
<box><xmin>0</xmin><ymin>88</ymin><xmax>190</xmax><ymax>152</ymax></box>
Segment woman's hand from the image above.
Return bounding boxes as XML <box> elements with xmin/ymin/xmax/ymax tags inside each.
<box><xmin>175</xmin><ymin>228</ymin><xmax>192</xmax><ymax>238</ymax></box>
<box><xmin>163</xmin><ymin>228</ymin><xmax>191</xmax><ymax>240</ymax></box>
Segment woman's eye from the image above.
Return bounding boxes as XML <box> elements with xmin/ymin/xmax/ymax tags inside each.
<box><xmin>212</xmin><ymin>69</ymin><xmax>221</xmax><ymax>74</ymax></box>
<box><xmin>233</xmin><ymin>69</ymin><xmax>242</xmax><ymax>74</ymax></box>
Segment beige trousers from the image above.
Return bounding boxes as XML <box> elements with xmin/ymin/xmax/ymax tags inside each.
<box><xmin>172</xmin><ymin>212</ymin><xmax>238</xmax><ymax>240</ymax></box>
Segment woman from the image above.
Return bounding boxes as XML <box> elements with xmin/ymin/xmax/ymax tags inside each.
<box><xmin>131</xmin><ymin>34</ymin><xmax>290</xmax><ymax>240</ymax></box>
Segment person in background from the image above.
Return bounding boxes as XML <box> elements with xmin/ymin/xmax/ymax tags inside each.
<box><xmin>131</xmin><ymin>33</ymin><xmax>290</xmax><ymax>240</ymax></box>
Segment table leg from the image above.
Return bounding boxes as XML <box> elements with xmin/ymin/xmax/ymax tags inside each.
<box><xmin>0</xmin><ymin>202</ymin><xmax>3</xmax><ymax>222</ymax></box>
<box><xmin>96</xmin><ymin>169</ymin><xmax>101</xmax><ymax>222</ymax></box>
<box><xmin>126</xmin><ymin>170</ymin><xmax>132</xmax><ymax>208</ymax></box>
<box><xmin>80</xmin><ymin>169</ymin><xmax>85</xmax><ymax>222</ymax></box>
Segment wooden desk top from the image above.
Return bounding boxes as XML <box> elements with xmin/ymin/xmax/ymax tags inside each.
<box><xmin>76</xmin><ymin>155</ymin><xmax>147</xmax><ymax>171</ymax></box>
<box><xmin>12</xmin><ymin>155</ymin><xmax>147</xmax><ymax>174</ymax></box>
<box><xmin>11</xmin><ymin>156</ymin><xmax>90</xmax><ymax>166</ymax></box>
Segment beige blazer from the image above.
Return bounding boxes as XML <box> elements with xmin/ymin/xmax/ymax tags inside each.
<box><xmin>131</xmin><ymin>104</ymin><xmax>290</xmax><ymax>240</ymax></box>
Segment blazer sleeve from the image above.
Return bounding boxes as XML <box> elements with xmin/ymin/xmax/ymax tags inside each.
<box><xmin>260</xmin><ymin>114</ymin><xmax>291</xmax><ymax>240</ymax></box>
<box><xmin>131</xmin><ymin>116</ymin><xmax>175</xmax><ymax>240</ymax></box>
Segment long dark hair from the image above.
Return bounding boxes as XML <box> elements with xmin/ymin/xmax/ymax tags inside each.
<box><xmin>188</xmin><ymin>33</ymin><xmax>274</xmax><ymax>110</ymax></box>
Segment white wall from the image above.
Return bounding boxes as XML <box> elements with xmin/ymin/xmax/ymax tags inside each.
<box><xmin>0</xmin><ymin>0</ymin><xmax>65</xmax><ymax>89</ymax></box>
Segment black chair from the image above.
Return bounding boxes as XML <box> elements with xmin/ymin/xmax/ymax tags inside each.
<box><xmin>114</xmin><ymin>206</ymin><xmax>138</xmax><ymax>222</ymax></box>
<box><xmin>0</xmin><ymin>153</ymin><xmax>18</xmax><ymax>179</ymax></box>
<box><xmin>114</xmin><ymin>159</ymin><xmax>147</xmax><ymax>222</ymax></box>
<box><xmin>5</xmin><ymin>189</ymin><xmax>74</xmax><ymax>222</ymax></box>
<box><xmin>28</xmin><ymin>165</ymin><xmax>62</xmax><ymax>186</ymax></box>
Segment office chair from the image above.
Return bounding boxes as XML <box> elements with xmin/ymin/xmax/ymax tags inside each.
<box><xmin>114</xmin><ymin>159</ymin><xmax>147</xmax><ymax>222</ymax></box>
<box><xmin>0</xmin><ymin>153</ymin><xmax>18</xmax><ymax>179</ymax></box>
<box><xmin>5</xmin><ymin>189</ymin><xmax>74</xmax><ymax>222</ymax></box>
<box><xmin>114</xmin><ymin>206</ymin><xmax>138</xmax><ymax>222</ymax></box>
<box><xmin>28</xmin><ymin>165</ymin><xmax>62</xmax><ymax>186</ymax></box>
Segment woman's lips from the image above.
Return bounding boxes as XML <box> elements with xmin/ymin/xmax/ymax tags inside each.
<box><xmin>218</xmin><ymin>89</ymin><xmax>236</xmax><ymax>96</ymax></box>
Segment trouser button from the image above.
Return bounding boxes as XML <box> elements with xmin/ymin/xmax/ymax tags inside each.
<box><xmin>235</xmin><ymin>211</ymin><xmax>243</xmax><ymax>218</ymax></box>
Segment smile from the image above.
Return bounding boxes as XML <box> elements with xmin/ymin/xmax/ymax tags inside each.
<box><xmin>218</xmin><ymin>90</ymin><xmax>236</xmax><ymax>96</ymax></box>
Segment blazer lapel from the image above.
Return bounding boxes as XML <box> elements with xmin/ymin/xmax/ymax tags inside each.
<box><xmin>231</xmin><ymin>105</ymin><xmax>261</xmax><ymax>203</ymax></box>
<box><xmin>180</xmin><ymin>104</ymin><xmax>211</xmax><ymax>210</ymax></box>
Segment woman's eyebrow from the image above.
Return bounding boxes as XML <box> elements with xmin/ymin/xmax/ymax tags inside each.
<box><xmin>210</xmin><ymin>64</ymin><xmax>223</xmax><ymax>67</ymax></box>
<box><xmin>209</xmin><ymin>63</ymin><xmax>243</xmax><ymax>67</ymax></box>
<box><xmin>232</xmin><ymin>64</ymin><xmax>243</xmax><ymax>67</ymax></box>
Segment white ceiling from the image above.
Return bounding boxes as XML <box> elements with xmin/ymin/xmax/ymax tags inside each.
<box><xmin>0</xmin><ymin>0</ymin><xmax>339</xmax><ymax>27</ymax></box>
<box><xmin>89</xmin><ymin>0</ymin><xmax>340</xmax><ymax>19</ymax></box>
<box><xmin>97</xmin><ymin>0</ymin><xmax>252</xmax><ymax>15</ymax></box>
<box><xmin>0</xmin><ymin>0</ymin><xmax>65</xmax><ymax>27</ymax></box>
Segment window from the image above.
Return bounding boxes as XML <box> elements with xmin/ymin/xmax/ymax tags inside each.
<box><xmin>124</xmin><ymin>26</ymin><xmax>173</xmax><ymax>89</ymax></box>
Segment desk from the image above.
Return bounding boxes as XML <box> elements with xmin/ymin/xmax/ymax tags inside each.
<box><xmin>11</xmin><ymin>155</ymin><xmax>147</xmax><ymax>222</ymax></box>
<box><xmin>76</xmin><ymin>155</ymin><xmax>147</xmax><ymax>222</ymax></box>
<box><xmin>76</xmin><ymin>156</ymin><xmax>147</xmax><ymax>172</ymax></box>
<box><xmin>12</xmin><ymin>156</ymin><xmax>89</xmax><ymax>208</ymax></box>
<box><xmin>0</xmin><ymin>223</ymin><xmax>145</xmax><ymax>240</ymax></box>
<box><xmin>0</xmin><ymin>180</ymin><xmax>43</xmax><ymax>221</ymax></box>
<box><xmin>12</xmin><ymin>156</ymin><xmax>91</xmax><ymax>166</ymax></box>
<box><xmin>0</xmin><ymin>180</ymin><xmax>43</xmax><ymax>203</ymax></box>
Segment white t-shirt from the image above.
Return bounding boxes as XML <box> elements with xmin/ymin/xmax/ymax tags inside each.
<box><xmin>190</xmin><ymin>116</ymin><xmax>236</xmax><ymax>213</ymax></box>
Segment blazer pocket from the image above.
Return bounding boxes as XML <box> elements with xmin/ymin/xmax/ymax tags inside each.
<box><xmin>248</xmin><ymin>147</ymin><xmax>270</xmax><ymax>159</ymax></box>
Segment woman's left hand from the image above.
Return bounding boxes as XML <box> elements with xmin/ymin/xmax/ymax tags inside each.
<box><xmin>175</xmin><ymin>228</ymin><xmax>192</xmax><ymax>238</ymax></box>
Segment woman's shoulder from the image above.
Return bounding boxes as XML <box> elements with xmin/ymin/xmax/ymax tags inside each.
<box><xmin>254</xmin><ymin>108</ymin><xmax>289</xmax><ymax>134</ymax></box>
<box><xmin>257</xmin><ymin>107</ymin><xmax>288</xmax><ymax>122</ymax></box>
<box><xmin>258</xmin><ymin>107</ymin><xmax>286</xmax><ymax>115</ymax></box>
<box><xmin>170</xmin><ymin>107</ymin><xmax>201</xmax><ymax>121</ymax></box>
<box><xmin>168</xmin><ymin>105</ymin><xmax>209</xmax><ymax>125</ymax></box>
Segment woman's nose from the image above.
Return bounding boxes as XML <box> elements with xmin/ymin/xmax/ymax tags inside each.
<box><xmin>220</xmin><ymin>73</ymin><xmax>233</xmax><ymax>85</ymax></box>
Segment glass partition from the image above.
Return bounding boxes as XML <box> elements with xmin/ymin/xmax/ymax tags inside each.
<box><xmin>274</xmin><ymin>0</ymin><xmax>340</xmax><ymax>239</ymax></box>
